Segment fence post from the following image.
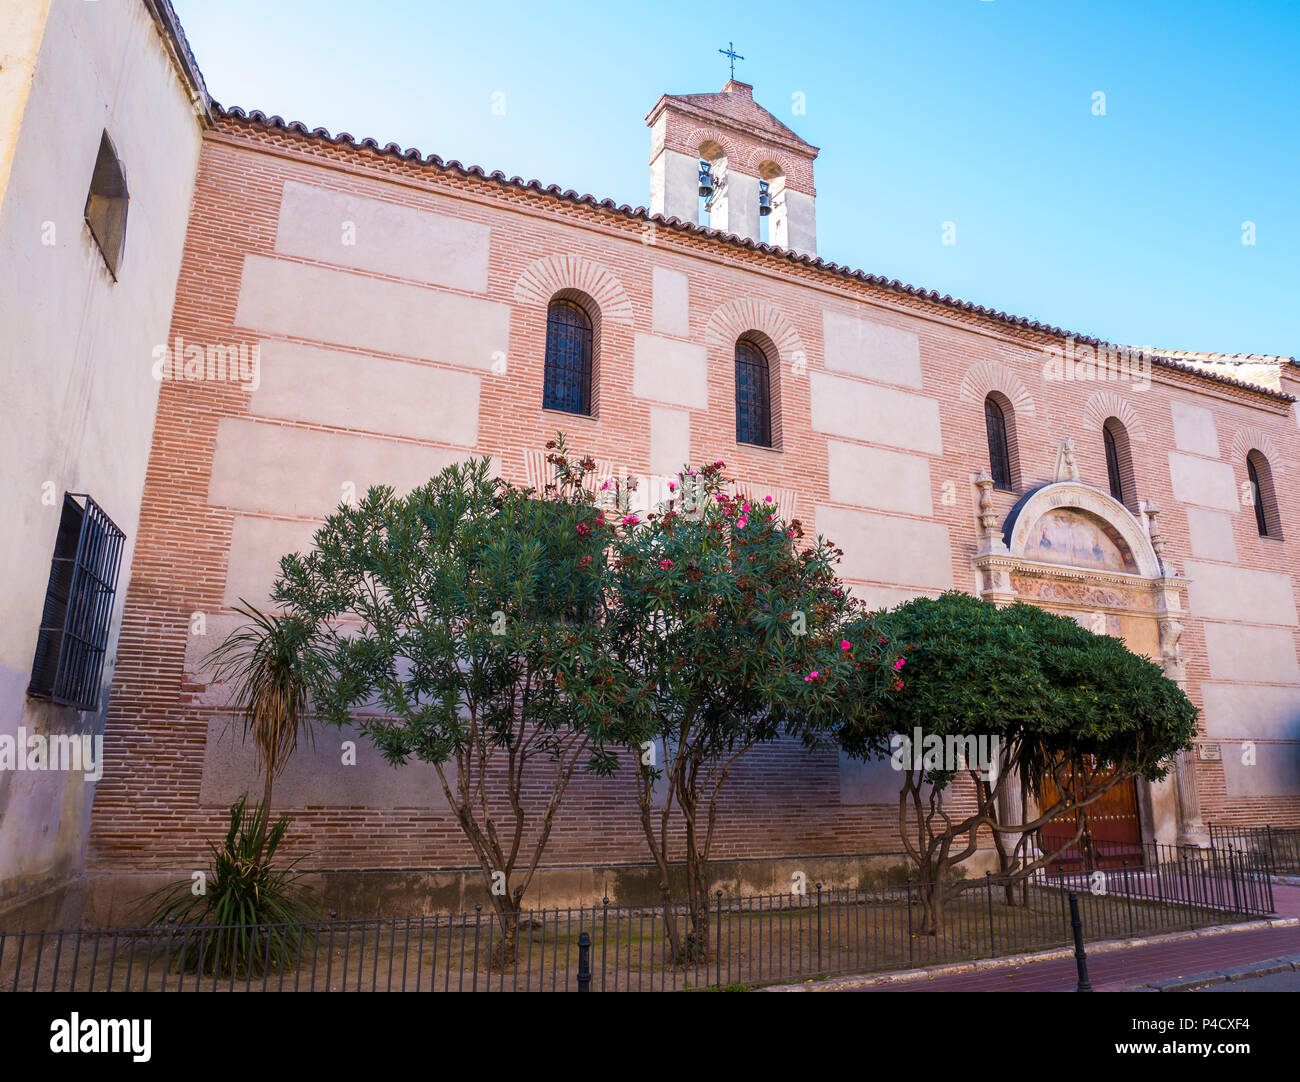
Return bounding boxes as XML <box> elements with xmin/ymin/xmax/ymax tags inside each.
<box><xmin>906</xmin><ymin>877</ymin><xmax>914</xmax><ymax>964</ymax></box>
<box><xmin>715</xmin><ymin>890</ymin><xmax>723</xmax><ymax>990</ymax></box>
<box><xmin>815</xmin><ymin>883</ymin><xmax>823</xmax><ymax>975</ymax></box>
<box><xmin>577</xmin><ymin>931</ymin><xmax>592</xmax><ymax>993</ymax></box>
<box><xmin>1122</xmin><ymin>859</ymin><xmax>1134</xmax><ymax>935</ymax></box>
<box><xmin>985</xmin><ymin>871</ymin><xmax>995</xmax><ymax>956</ymax></box>
<box><xmin>1265</xmin><ymin>824</ymin><xmax>1276</xmax><ymax>876</ymax></box>
<box><xmin>600</xmin><ymin>897</ymin><xmax>609</xmax><ymax>993</ymax></box>
<box><xmin>1068</xmin><ymin>891</ymin><xmax>1092</xmax><ymax>992</ymax></box>
<box><xmin>472</xmin><ymin>904</ymin><xmax>482</xmax><ymax>993</ymax></box>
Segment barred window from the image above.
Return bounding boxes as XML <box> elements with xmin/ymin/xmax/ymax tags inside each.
<box><xmin>984</xmin><ymin>395</ymin><xmax>1013</xmax><ymax>491</ymax></box>
<box><xmin>735</xmin><ymin>339</ymin><xmax>772</xmax><ymax>447</ymax></box>
<box><xmin>543</xmin><ymin>298</ymin><xmax>593</xmax><ymax>415</ymax></box>
<box><xmin>28</xmin><ymin>495</ymin><xmax>125</xmax><ymax>711</ymax></box>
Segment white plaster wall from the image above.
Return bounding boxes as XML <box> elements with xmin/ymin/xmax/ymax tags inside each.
<box><xmin>809</xmin><ymin>372</ymin><xmax>943</xmax><ymax>454</ymax></box>
<box><xmin>0</xmin><ymin>0</ymin><xmax>203</xmax><ymax>906</ymax></box>
<box><xmin>1170</xmin><ymin>400</ymin><xmax>1220</xmax><ymax>457</ymax></box>
<box><xmin>822</xmin><ymin>311</ymin><xmax>923</xmax><ymax>389</ymax></box>
<box><xmin>826</xmin><ymin>440</ymin><xmax>933</xmax><ymax>516</ymax></box>
<box><xmin>274</xmin><ymin>180</ymin><xmax>491</xmax><ymax>293</ymax></box>
<box><xmin>816</xmin><ymin>506</ymin><xmax>954</xmax><ymax>590</ymax></box>
<box><xmin>632</xmin><ymin>333</ymin><xmax>708</xmax><ymax>409</ymax></box>
<box><xmin>648</xmin><ymin>148</ymin><xmax>697</xmax><ymax>224</ymax></box>
<box><xmin>713</xmin><ymin>169</ymin><xmax>759</xmax><ymax>243</ymax></box>
<box><xmin>648</xmin><ymin>407</ymin><xmax>691</xmax><ymax>477</ymax></box>
<box><xmin>250</xmin><ymin>339</ymin><xmax>482</xmax><ymax>446</ymax></box>
<box><xmin>234</xmin><ymin>255</ymin><xmax>511</xmax><ymax>370</ymax></box>
<box><xmin>208</xmin><ymin>418</ymin><xmax>481</xmax><ymax>518</ymax></box>
<box><xmin>1168</xmin><ymin>452</ymin><xmax>1239</xmax><ymax>512</ymax></box>
<box><xmin>651</xmin><ymin>266</ymin><xmax>690</xmax><ymax>337</ymax></box>
<box><xmin>1185</xmin><ymin>507</ymin><xmax>1238</xmax><ymax>563</ymax></box>
<box><xmin>1183</xmin><ymin>562</ymin><xmax>1298</xmax><ymax>626</ymax></box>
<box><xmin>776</xmin><ymin>188</ymin><xmax>817</xmax><ymax>257</ymax></box>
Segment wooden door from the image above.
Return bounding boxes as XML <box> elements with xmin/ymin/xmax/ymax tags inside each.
<box><xmin>1039</xmin><ymin>767</ymin><xmax>1143</xmax><ymax>871</ymax></box>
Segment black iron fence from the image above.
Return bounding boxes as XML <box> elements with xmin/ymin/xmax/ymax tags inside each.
<box><xmin>0</xmin><ymin>841</ymin><xmax>1273</xmax><ymax>993</ymax></box>
<box><xmin>1208</xmin><ymin>823</ymin><xmax>1300</xmax><ymax>876</ymax></box>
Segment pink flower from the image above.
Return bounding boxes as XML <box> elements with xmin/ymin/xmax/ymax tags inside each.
<box><xmin>736</xmin><ymin>516</ymin><xmax>748</xmax><ymax>529</ymax></box>
<box><xmin>659</xmin><ymin>558</ymin><xmax>674</xmax><ymax>570</ymax></box>
<box><xmin>600</xmin><ymin>480</ymin><xmax>610</xmax><ymax>491</ymax></box>
<box><xmin>893</xmin><ymin>657</ymin><xmax>906</xmax><ymax>671</ymax></box>
<box><xmin>893</xmin><ymin>678</ymin><xmax>905</xmax><ymax>691</ymax></box>
<box><xmin>668</xmin><ymin>482</ymin><xmax>677</xmax><ymax>492</ymax></box>
<box><xmin>576</xmin><ymin>523</ymin><xmax>589</xmax><ymax>536</ymax></box>
<box><xmin>742</xmin><ymin>503</ymin><xmax>751</xmax><ymax>513</ymax></box>
<box><xmin>787</xmin><ymin>530</ymin><xmax>794</xmax><ymax>538</ymax></box>
<box><xmin>804</xmin><ymin>670</ymin><xmax>820</xmax><ymax>683</ymax></box>
<box><xmin>764</xmin><ymin>496</ymin><xmax>773</xmax><ymax>503</ymax></box>
<box><xmin>622</xmin><ymin>514</ymin><xmax>640</xmax><ymax>526</ymax></box>
<box><xmin>840</xmin><ymin>640</ymin><xmax>851</xmax><ymax>651</ymax></box>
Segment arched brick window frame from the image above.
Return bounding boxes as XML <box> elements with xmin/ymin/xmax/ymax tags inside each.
<box><xmin>1102</xmin><ymin>416</ymin><xmax>1138</xmax><ymax>511</ymax></box>
<box><xmin>1246</xmin><ymin>449</ymin><xmax>1282</xmax><ymax>539</ymax></box>
<box><xmin>734</xmin><ymin>332</ymin><xmax>778</xmax><ymax>448</ymax></box>
<box><xmin>543</xmin><ymin>290</ymin><xmax>599</xmax><ymax>416</ymax></box>
<box><xmin>984</xmin><ymin>392</ymin><xmax>1020</xmax><ymax>492</ymax></box>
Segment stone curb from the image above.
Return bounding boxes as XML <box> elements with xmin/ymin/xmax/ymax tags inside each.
<box><xmin>1129</xmin><ymin>953</ymin><xmax>1300</xmax><ymax>992</ymax></box>
<box><xmin>762</xmin><ymin>916</ymin><xmax>1300</xmax><ymax>992</ymax></box>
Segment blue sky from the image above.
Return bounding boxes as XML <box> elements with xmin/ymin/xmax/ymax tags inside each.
<box><xmin>172</xmin><ymin>0</ymin><xmax>1299</xmax><ymax>358</ymax></box>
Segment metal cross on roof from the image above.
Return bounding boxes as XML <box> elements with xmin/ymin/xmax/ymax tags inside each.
<box><xmin>718</xmin><ymin>42</ymin><xmax>744</xmax><ymax>80</ymax></box>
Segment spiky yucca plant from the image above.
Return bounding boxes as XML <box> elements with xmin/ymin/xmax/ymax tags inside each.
<box><xmin>203</xmin><ymin>601</ymin><xmax>317</xmax><ymax>853</ymax></box>
<box><xmin>139</xmin><ymin>794</ymin><xmax>318</xmax><ymax>976</ymax></box>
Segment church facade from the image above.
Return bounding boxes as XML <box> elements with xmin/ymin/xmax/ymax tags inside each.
<box><xmin>4</xmin><ymin>1</ymin><xmax>1298</xmax><ymax>924</ymax></box>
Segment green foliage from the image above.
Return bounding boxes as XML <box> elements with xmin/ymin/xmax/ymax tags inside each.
<box><xmin>275</xmin><ymin>452</ymin><xmax>638</xmax><ymax>773</ymax></box>
<box><xmin>203</xmin><ymin>601</ymin><xmax>317</xmax><ymax>805</ymax></box>
<box><xmin>841</xmin><ymin>591</ymin><xmax>1197</xmax><ymax>793</ymax></box>
<box><xmin>136</xmin><ymin>795</ymin><xmax>317</xmax><ymax>976</ymax></box>
<box><xmin>605</xmin><ymin>463</ymin><xmax>896</xmax><ymax>766</ymax></box>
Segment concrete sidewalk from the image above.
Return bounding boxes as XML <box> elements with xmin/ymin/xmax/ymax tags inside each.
<box><xmin>769</xmin><ymin>882</ymin><xmax>1300</xmax><ymax>993</ymax></box>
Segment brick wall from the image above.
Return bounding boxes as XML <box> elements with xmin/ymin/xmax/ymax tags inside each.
<box><xmin>85</xmin><ymin>113</ymin><xmax>1300</xmax><ymax>884</ymax></box>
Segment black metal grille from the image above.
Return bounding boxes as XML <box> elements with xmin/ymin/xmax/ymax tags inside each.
<box><xmin>1104</xmin><ymin>424</ymin><xmax>1124</xmax><ymax>502</ymax></box>
<box><xmin>985</xmin><ymin>396</ymin><xmax>1012</xmax><ymax>490</ymax></box>
<box><xmin>542</xmin><ymin>299</ymin><xmax>592</xmax><ymax>415</ymax></box>
<box><xmin>28</xmin><ymin>494</ymin><xmax>125</xmax><ymax>711</ymax></box>
<box><xmin>734</xmin><ymin>340</ymin><xmax>771</xmax><ymax>447</ymax></box>
<box><xmin>0</xmin><ymin>841</ymin><xmax>1272</xmax><ymax>992</ymax></box>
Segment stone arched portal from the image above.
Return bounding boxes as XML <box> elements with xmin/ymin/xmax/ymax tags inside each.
<box><xmin>970</xmin><ymin>444</ymin><xmax>1208</xmax><ymax>851</ymax></box>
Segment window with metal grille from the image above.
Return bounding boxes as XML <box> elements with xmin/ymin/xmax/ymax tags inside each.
<box><xmin>735</xmin><ymin>339</ymin><xmax>772</xmax><ymax>447</ymax></box>
<box><xmin>1104</xmin><ymin>424</ymin><xmax>1124</xmax><ymax>502</ymax></box>
<box><xmin>984</xmin><ymin>396</ymin><xmax>1012</xmax><ymax>491</ymax></box>
<box><xmin>85</xmin><ymin>131</ymin><xmax>128</xmax><ymax>278</ymax></box>
<box><xmin>543</xmin><ymin>298</ymin><xmax>593</xmax><ymax>415</ymax></box>
<box><xmin>28</xmin><ymin>494</ymin><xmax>125</xmax><ymax>711</ymax></box>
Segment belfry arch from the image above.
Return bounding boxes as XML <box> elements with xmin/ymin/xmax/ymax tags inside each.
<box><xmin>971</xmin><ymin>442</ymin><xmax>1209</xmax><ymax>853</ymax></box>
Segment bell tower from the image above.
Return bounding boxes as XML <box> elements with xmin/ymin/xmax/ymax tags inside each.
<box><xmin>645</xmin><ymin>79</ymin><xmax>819</xmax><ymax>257</ymax></box>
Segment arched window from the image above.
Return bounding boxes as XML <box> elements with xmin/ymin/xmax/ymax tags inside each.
<box><xmin>734</xmin><ymin>338</ymin><xmax>772</xmax><ymax>447</ymax></box>
<box><xmin>1247</xmin><ymin>450</ymin><xmax>1281</xmax><ymax>538</ymax></box>
<box><xmin>543</xmin><ymin>298</ymin><xmax>593</xmax><ymax>415</ymax></box>
<box><xmin>1102</xmin><ymin>417</ymin><xmax>1136</xmax><ymax>509</ymax></box>
<box><xmin>984</xmin><ymin>395</ymin><xmax>1013</xmax><ymax>491</ymax></box>
<box><xmin>85</xmin><ymin>130</ymin><xmax>128</xmax><ymax>277</ymax></box>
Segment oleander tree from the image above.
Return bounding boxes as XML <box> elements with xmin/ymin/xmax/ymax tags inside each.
<box><xmin>837</xmin><ymin>591</ymin><xmax>1198</xmax><ymax>932</ymax></box>
<box><xmin>274</xmin><ymin>444</ymin><xmax>644</xmax><ymax>967</ymax></box>
<box><xmin>602</xmin><ymin>462</ymin><xmax>898</xmax><ymax>962</ymax></box>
